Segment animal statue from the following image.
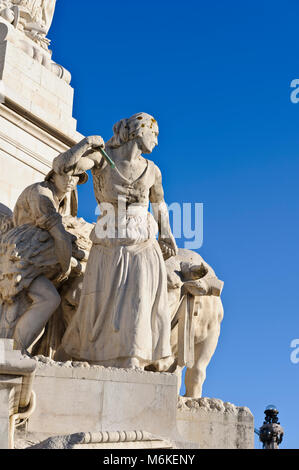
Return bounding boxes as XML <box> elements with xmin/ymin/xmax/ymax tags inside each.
<box><xmin>148</xmin><ymin>248</ymin><xmax>224</xmax><ymax>398</ymax></box>
<box><xmin>0</xmin><ymin>208</ymin><xmax>93</xmax><ymax>354</ymax></box>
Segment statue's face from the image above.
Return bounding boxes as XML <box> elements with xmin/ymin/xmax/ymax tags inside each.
<box><xmin>53</xmin><ymin>173</ymin><xmax>79</xmax><ymax>194</ymax></box>
<box><xmin>137</xmin><ymin>126</ymin><xmax>159</xmax><ymax>154</ymax></box>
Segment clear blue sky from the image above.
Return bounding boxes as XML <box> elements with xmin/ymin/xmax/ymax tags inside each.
<box><xmin>51</xmin><ymin>0</ymin><xmax>299</xmax><ymax>449</ymax></box>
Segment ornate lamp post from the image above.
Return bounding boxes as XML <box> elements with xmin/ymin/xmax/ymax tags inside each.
<box><xmin>258</xmin><ymin>405</ymin><xmax>284</xmax><ymax>449</ymax></box>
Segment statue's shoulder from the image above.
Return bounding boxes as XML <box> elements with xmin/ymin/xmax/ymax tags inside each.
<box><xmin>16</xmin><ymin>181</ymin><xmax>54</xmax><ymax>206</ymax></box>
<box><xmin>145</xmin><ymin>159</ymin><xmax>161</xmax><ymax>178</ymax></box>
<box><xmin>0</xmin><ymin>204</ymin><xmax>13</xmax><ymax>236</ymax></box>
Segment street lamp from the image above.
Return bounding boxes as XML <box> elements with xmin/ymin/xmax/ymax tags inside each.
<box><xmin>258</xmin><ymin>405</ymin><xmax>284</xmax><ymax>449</ymax></box>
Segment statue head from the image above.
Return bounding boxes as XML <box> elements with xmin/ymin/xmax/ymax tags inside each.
<box><xmin>44</xmin><ymin>161</ymin><xmax>87</xmax><ymax>217</ymax></box>
<box><xmin>43</xmin><ymin>170</ymin><xmax>83</xmax><ymax>217</ymax></box>
<box><xmin>51</xmin><ymin>173</ymin><xmax>80</xmax><ymax>195</ymax></box>
<box><xmin>106</xmin><ymin>112</ymin><xmax>159</xmax><ymax>154</ymax></box>
<box><xmin>45</xmin><ymin>166</ymin><xmax>87</xmax><ymax>190</ymax></box>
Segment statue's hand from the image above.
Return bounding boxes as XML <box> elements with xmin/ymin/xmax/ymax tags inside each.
<box><xmin>55</xmin><ymin>257</ymin><xmax>78</xmax><ymax>284</ymax></box>
<box><xmin>55</xmin><ymin>264</ymin><xmax>71</xmax><ymax>285</ymax></box>
<box><xmin>182</xmin><ymin>279</ymin><xmax>208</xmax><ymax>296</ymax></box>
<box><xmin>183</xmin><ymin>278</ymin><xmax>224</xmax><ymax>297</ymax></box>
<box><xmin>86</xmin><ymin>135</ymin><xmax>105</xmax><ymax>149</ymax></box>
<box><xmin>159</xmin><ymin>233</ymin><xmax>178</xmax><ymax>260</ymax></box>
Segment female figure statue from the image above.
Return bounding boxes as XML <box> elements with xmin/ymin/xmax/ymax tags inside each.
<box><xmin>61</xmin><ymin>112</ymin><xmax>178</xmax><ymax>369</ymax></box>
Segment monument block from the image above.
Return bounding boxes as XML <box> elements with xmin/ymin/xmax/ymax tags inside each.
<box><xmin>177</xmin><ymin>397</ymin><xmax>254</xmax><ymax>449</ymax></box>
<box><xmin>0</xmin><ymin>18</ymin><xmax>82</xmax><ymax>210</ymax></box>
<box><xmin>24</xmin><ymin>359</ymin><xmax>179</xmax><ymax>440</ymax></box>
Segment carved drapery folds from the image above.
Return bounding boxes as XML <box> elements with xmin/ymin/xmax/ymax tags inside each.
<box><xmin>0</xmin><ymin>0</ymin><xmax>56</xmax><ymax>49</ymax></box>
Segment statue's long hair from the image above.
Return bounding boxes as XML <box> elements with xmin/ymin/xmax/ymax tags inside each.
<box><xmin>106</xmin><ymin>112</ymin><xmax>158</xmax><ymax>149</ymax></box>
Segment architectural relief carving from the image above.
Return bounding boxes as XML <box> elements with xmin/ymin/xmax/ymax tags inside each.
<box><xmin>0</xmin><ymin>0</ymin><xmax>56</xmax><ymax>49</ymax></box>
<box><xmin>0</xmin><ymin>1</ymin><xmax>71</xmax><ymax>83</ymax></box>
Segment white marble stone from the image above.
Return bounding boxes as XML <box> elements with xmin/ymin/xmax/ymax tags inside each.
<box><xmin>25</xmin><ymin>359</ymin><xmax>179</xmax><ymax>441</ymax></box>
<box><xmin>0</xmin><ymin>105</ymin><xmax>82</xmax><ymax>209</ymax></box>
<box><xmin>177</xmin><ymin>397</ymin><xmax>254</xmax><ymax>449</ymax></box>
<box><xmin>16</xmin><ymin>430</ymin><xmax>176</xmax><ymax>449</ymax></box>
<box><xmin>0</xmin><ymin>384</ymin><xmax>12</xmax><ymax>449</ymax></box>
<box><xmin>0</xmin><ymin>1</ymin><xmax>57</xmax><ymax>49</ymax></box>
<box><xmin>62</xmin><ymin>115</ymin><xmax>178</xmax><ymax>369</ymax></box>
<box><xmin>0</xmin><ymin>22</ymin><xmax>77</xmax><ymax>137</ymax></box>
<box><xmin>0</xmin><ymin>339</ymin><xmax>37</xmax><ymax>449</ymax></box>
<box><xmin>0</xmin><ymin>19</ymin><xmax>83</xmax><ymax>210</ymax></box>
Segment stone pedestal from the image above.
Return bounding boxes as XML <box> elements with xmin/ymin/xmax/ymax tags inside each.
<box><xmin>15</xmin><ymin>358</ymin><xmax>201</xmax><ymax>449</ymax></box>
<box><xmin>0</xmin><ymin>19</ymin><xmax>83</xmax><ymax>210</ymax></box>
<box><xmin>0</xmin><ymin>384</ymin><xmax>10</xmax><ymax>449</ymax></box>
<box><xmin>177</xmin><ymin>397</ymin><xmax>254</xmax><ymax>449</ymax></box>
<box><xmin>0</xmin><ymin>376</ymin><xmax>21</xmax><ymax>449</ymax></box>
<box><xmin>0</xmin><ymin>339</ymin><xmax>36</xmax><ymax>449</ymax></box>
<box><xmin>14</xmin><ymin>358</ymin><xmax>254</xmax><ymax>449</ymax></box>
<box><xmin>24</xmin><ymin>359</ymin><xmax>180</xmax><ymax>441</ymax></box>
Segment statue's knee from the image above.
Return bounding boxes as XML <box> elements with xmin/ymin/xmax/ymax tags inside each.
<box><xmin>188</xmin><ymin>366</ymin><xmax>206</xmax><ymax>382</ymax></box>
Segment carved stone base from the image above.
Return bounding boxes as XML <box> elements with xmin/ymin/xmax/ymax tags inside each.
<box><xmin>177</xmin><ymin>397</ymin><xmax>254</xmax><ymax>449</ymax></box>
<box><xmin>16</xmin><ymin>430</ymin><xmax>175</xmax><ymax>450</ymax></box>
<box><xmin>0</xmin><ymin>379</ymin><xmax>17</xmax><ymax>449</ymax></box>
<box><xmin>0</xmin><ymin>339</ymin><xmax>36</xmax><ymax>449</ymax></box>
<box><xmin>14</xmin><ymin>357</ymin><xmax>254</xmax><ymax>449</ymax></box>
<box><xmin>21</xmin><ymin>357</ymin><xmax>180</xmax><ymax>442</ymax></box>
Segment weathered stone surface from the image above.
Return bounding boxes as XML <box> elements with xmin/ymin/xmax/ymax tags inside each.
<box><xmin>16</xmin><ymin>430</ymin><xmax>175</xmax><ymax>450</ymax></box>
<box><xmin>0</xmin><ymin>105</ymin><xmax>79</xmax><ymax>210</ymax></box>
<box><xmin>150</xmin><ymin>248</ymin><xmax>224</xmax><ymax>398</ymax></box>
<box><xmin>23</xmin><ymin>360</ymin><xmax>179</xmax><ymax>441</ymax></box>
<box><xmin>0</xmin><ymin>141</ymin><xmax>95</xmax><ymax>352</ymax></box>
<box><xmin>0</xmin><ymin>382</ymin><xmax>13</xmax><ymax>449</ymax></box>
<box><xmin>177</xmin><ymin>397</ymin><xmax>254</xmax><ymax>449</ymax></box>
<box><xmin>0</xmin><ymin>339</ymin><xmax>37</xmax><ymax>449</ymax></box>
<box><xmin>0</xmin><ymin>21</ymin><xmax>78</xmax><ymax>139</ymax></box>
<box><xmin>0</xmin><ymin>1</ymin><xmax>57</xmax><ymax>51</ymax></box>
<box><xmin>16</xmin><ymin>360</ymin><xmax>253</xmax><ymax>449</ymax></box>
<box><xmin>62</xmin><ymin>115</ymin><xmax>178</xmax><ymax>369</ymax></box>
<box><xmin>0</xmin><ymin>15</ymin><xmax>83</xmax><ymax>211</ymax></box>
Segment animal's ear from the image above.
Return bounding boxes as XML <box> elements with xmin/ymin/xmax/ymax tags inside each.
<box><xmin>181</xmin><ymin>262</ymin><xmax>207</xmax><ymax>281</ymax></box>
<box><xmin>190</xmin><ymin>263</ymin><xmax>208</xmax><ymax>279</ymax></box>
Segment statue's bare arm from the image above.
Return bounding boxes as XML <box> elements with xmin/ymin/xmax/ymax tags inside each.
<box><xmin>53</xmin><ymin>136</ymin><xmax>105</xmax><ymax>175</ymax></box>
<box><xmin>49</xmin><ymin>222</ymin><xmax>73</xmax><ymax>282</ymax></box>
<box><xmin>150</xmin><ymin>166</ymin><xmax>178</xmax><ymax>259</ymax></box>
